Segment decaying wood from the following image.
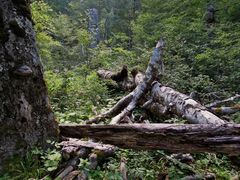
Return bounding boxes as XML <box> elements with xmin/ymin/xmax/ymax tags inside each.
<box><xmin>97</xmin><ymin>65</ymin><xmax>128</xmax><ymax>82</ymax></box>
<box><xmin>120</xmin><ymin>157</ymin><xmax>128</xmax><ymax>180</ymax></box>
<box><xmin>60</xmin><ymin>123</ymin><xmax>240</xmax><ymax>155</ymax></box>
<box><xmin>97</xmin><ymin>65</ymin><xmax>135</xmax><ymax>91</ymax></box>
<box><xmin>110</xmin><ymin>39</ymin><xmax>165</xmax><ymax>124</ymax></box>
<box><xmin>97</xmin><ymin>66</ymin><xmax>144</xmax><ymax>91</ymax></box>
<box><xmin>60</xmin><ymin>138</ymin><xmax>117</xmax><ymax>156</ymax></box>
<box><xmin>149</xmin><ymin>82</ymin><xmax>225</xmax><ymax>124</ymax></box>
<box><xmin>62</xmin><ymin>170</ymin><xmax>80</xmax><ymax>180</ymax></box>
<box><xmin>94</xmin><ymin>39</ymin><xmax>231</xmax><ymax>125</ymax></box>
<box><xmin>87</xmin><ymin>39</ymin><xmax>164</xmax><ymax>124</ymax></box>
<box><xmin>86</xmin><ymin>92</ymin><xmax>134</xmax><ymax>124</ymax></box>
<box><xmin>54</xmin><ymin>139</ymin><xmax>117</xmax><ymax>179</ymax></box>
<box><xmin>209</xmin><ymin>105</ymin><xmax>240</xmax><ymax>115</ymax></box>
<box><xmin>205</xmin><ymin>94</ymin><xmax>240</xmax><ymax>108</ymax></box>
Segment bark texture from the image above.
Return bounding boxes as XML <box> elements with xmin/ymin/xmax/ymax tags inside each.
<box><xmin>149</xmin><ymin>82</ymin><xmax>225</xmax><ymax>124</ymax></box>
<box><xmin>109</xmin><ymin>40</ymin><xmax>164</xmax><ymax>124</ymax></box>
<box><xmin>88</xmin><ymin>8</ymin><xmax>100</xmax><ymax>48</ymax></box>
<box><xmin>60</xmin><ymin>123</ymin><xmax>240</xmax><ymax>155</ymax></box>
<box><xmin>0</xmin><ymin>0</ymin><xmax>58</xmax><ymax>171</ymax></box>
<box><xmin>205</xmin><ymin>94</ymin><xmax>240</xmax><ymax>108</ymax></box>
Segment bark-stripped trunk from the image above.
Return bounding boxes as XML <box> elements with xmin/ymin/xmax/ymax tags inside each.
<box><xmin>0</xmin><ymin>0</ymin><xmax>58</xmax><ymax>171</ymax></box>
<box><xmin>209</xmin><ymin>105</ymin><xmax>240</xmax><ymax>115</ymax></box>
<box><xmin>60</xmin><ymin>123</ymin><xmax>240</xmax><ymax>155</ymax></box>
<box><xmin>148</xmin><ymin>82</ymin><xmax>225</xmax><ymax>124</ymax></box>
<box><xmin>109</xmin><ymin>40</ymin><xmax>164</xmax><ymax>124</ymax></box>
<box><xmin>205</xmin><ymin>94</ymin><xmax>240</xmax><ymax>108</ymax></box>
<box><xmin>87</xmin><ymin>40</ymin><xmax>164</xmax><ymax>124</ymax></box>
<box><xmin>93</xmin><ymin>40</ymin><xmax>228</xmax><ymax>125</ymax></box>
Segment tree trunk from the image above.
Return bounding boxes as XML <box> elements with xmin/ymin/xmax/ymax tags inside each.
<box><xmin>109</xmin><ymin>39</ymin><xmax>165</xmax><ymax>124</ymax></box>
<box><xmin>88</xmin><ymin>8</ymin><xmax>100</xmax><ymax>48</ymax></box>
<box><xmin>59</xmin><ymin>123</ymin><xmax>240</xmax><ymax>155</ymax></box>
<box><xmin>0</xmin><ymin>0</ymin><xmax>58</xmax><ymax>172</ymax></box>
<box><xmin>147</xmin><ymin>82</ymin><xmax>225</xmax><ymax>124</ymax></box>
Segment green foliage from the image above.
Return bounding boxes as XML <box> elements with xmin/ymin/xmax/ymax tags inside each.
<box><xmin>82</xmin><ymin>150</ymin><xmax>238</xmax><ymax>180</ymax></box>
<box><xmin>132</xmin><ymin>0</ymin><xmax>240</xmax><ymax>92</ymax></box>
<box><xmin>45</xmin><ymin>69</ymin><xmax>108</xmax><ymax>123</ymax></box>
<box><xmin>1</xmin><ymin>143</ymin><xmax>61</xmax><ymax>179</ymax></box>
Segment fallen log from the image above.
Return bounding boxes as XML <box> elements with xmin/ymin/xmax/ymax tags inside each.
<box><xmin>149</xmin><ymin>82</ymin><xmax>225</xmax><ymax>124</ymax></box>
<box><xmin>109</xmin><ymin>39</ymin><xmax>165</xmax><ymax>124</ymax></box>
<box><xmin>209</xmin><ymin>105</ymin><xmax>240</xmax><ymax>115</ymax></box>
<box><xmin>93</xmin><ymin>39</ymin><xmax>226</xmax><ymax>124</ymax></box>
<box><xmin>59</xmin><ymin>123</ymin><xmax>240</xmax><ymax>155</ymax></box>
<box><xmin>52</xmin><ymin>139</ymin><xmax>117</xmax><ymax>179</ymax></box>
<box><xmin>87</xmin><ymin>39</ymin><xmax>164</xmax><ymax>124</ymax></box>
<box><xmin>205</xmin><ymin>94</ymin><xmax>240</xmax><ymax>108</ymax></box>
<box><xmin>97</xmin><ymin>65</ymin><xmax>128</xmax><ymax>82</ymax></box>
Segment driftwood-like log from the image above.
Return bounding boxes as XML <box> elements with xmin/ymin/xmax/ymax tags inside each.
<box><xmin>149</xmin><ymin>82</ymin><xmax>225</xmax><ymax>124</ymax></box>
<box><xmin>97</xmin><ymin>65</ymin><xmax>128</xmax><ymax>82</ymax></box>
<box><xmin>97</xmin><ymin>65</ymin><xmax>135</xmax><ymax>91</ymax></box>
<box><xmin>54</xmin><ymin>139</ymin><xmax>117</xmax><ymax>179</ymax></box>
<box><xmin>86</xmin><ymin>92</ymin><xmax>134</xmax><ymax>124</ymax></box>
<box><xmin>87</xmin><ymin>40</ymin><xmax>164</xmax><ymax>124</ymax></box>
<box><xmin>59</xmin><ymin>123</ymin><xmax>240</xmax><ymax>155</ymax></box>
<box><xmin>60</xmin><ymin>138</ymin><xmax>117</xmax><ymax>155</ymax></box>
<box><xmin>205</xmin><ymin>94</ymin><xmax>240</xmax><ymax>108</ymax></box>
<box><xmin>98</xmin><ymin>66</ymin><xmax>145</xmax><ymax>91</ymax></box>
<box><xmin>209</xmin><ymin>105</ymin><xmax>240</xmax><ymax>115</ymax></box>
<box><xmin>110</xmin><ymin>39</ymin><xmax>165</xmax><ymax>124</ymax></box>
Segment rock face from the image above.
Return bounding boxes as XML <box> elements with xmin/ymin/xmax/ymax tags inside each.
<box><xmin>0</xmin><ymin>0</ymin><xmax>58</xmax><ymax>172</ymax></box>
<box><xmin>87</xmin><ymin>8</ymin><xmax>100</xmax><ymax>48</ymax></box>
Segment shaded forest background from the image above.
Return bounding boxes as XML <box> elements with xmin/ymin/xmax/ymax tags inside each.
<box><xmin>3</xmin><ymin>0</ymin><xmax>240</xmax><ymax>179</ymax></box>
<box><xmin>33</xmin><ymin>0</ymin><xmax>240</xmax><ymax>124</ymax></box>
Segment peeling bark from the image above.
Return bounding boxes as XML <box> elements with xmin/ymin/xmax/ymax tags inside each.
<box><xmin>87</xmin><ymin>40</ymin><xmax>164</xmax><ymax>124</ymax></box>
<box><xmin>110</xmin><ymin>39</ymin><xmax>165</xmax><ymax>124</ymax></box>
<box><xmin>60</xmin><ymin>123</ymin><xmax>240</xmax><ymax>155</ymax></box>
<box><xmin>150</xmin><ymin>82</ymin><xmax>225</xmax><ymax>124</ymax></box>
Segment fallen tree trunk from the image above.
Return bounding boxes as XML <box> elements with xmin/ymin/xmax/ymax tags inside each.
<box><xmin>52</xmin><ymin>139</ymin><xmax>117</xmax><ymax>179</ymax></box>
<box><xmin>148</xmin><ymin>82</ymin><xmax>225</xmax><ymax>124</ymax></box>
<box><xmin>87</xmin><ymin>39</ymin><xmax>164</xmax><ymax>124</ymax></box>
<box><xmin>109</xmin><ymin>40</ymin><xmax>165</xmax><ymax>124</ymax></box>
<box><xmin>59</xmin><ymin>123</ymin><xmax>240</xmax><ymax>155</ymax></box>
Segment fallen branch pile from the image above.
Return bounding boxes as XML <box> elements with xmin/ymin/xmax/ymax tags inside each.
<box><xmin>56</xmin><ymin>39</ymin><xmax>240</xmax><ymax>179</ymax></box>
<box><xmin>47</xmin><ymin>138</ymin><xmax>117</xmax><ymax>180</ymax></box>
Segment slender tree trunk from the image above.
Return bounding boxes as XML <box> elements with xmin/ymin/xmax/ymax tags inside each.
<box><xmin>0</xmin><ymin>0</ymin><xmax>58</xmax><ymax>172</ymax></box>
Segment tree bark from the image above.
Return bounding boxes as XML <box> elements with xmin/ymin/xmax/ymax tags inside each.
<box><xmin>109</xmin><ymin>39</ymin><xmax>165</xmax><ymax>124</ymax></box>
<box><xmin>209</xmin><ymin>105</ymin><xmax>240</xmax><ymax>115</ymax></box>
<box><xmin>148</xmin><ymin>82</ymin><xmax>225</xmax><ymax>124</ymax></box>
<box><xmin>205</xmin><ymin>94</ymin><xmax>240</xmax><ymax>108</ymax></box>
<box><xmin>59</xmin><ymin>123</ymin><xmax>240</xmax><ymax>155</ymax></box>
<box><xmin>87</xmin><ymin>40</ymin><xmax>163</xmax><ymax>124</ymax></box>
<box><xmin>0</xmin><ymin>0</ymin><xmax>58</xmax><ymax>171</ymax></box>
